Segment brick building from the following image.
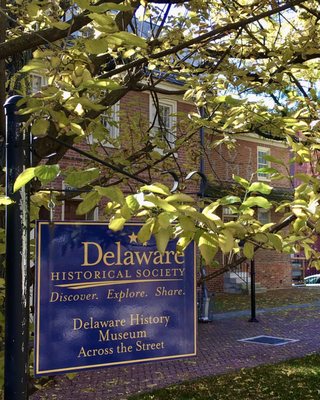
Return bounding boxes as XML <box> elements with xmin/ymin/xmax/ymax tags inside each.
<box><xmin>39</xmin><ymin>81</ymin><xmax>199</xmax><ymax>221</ymax></box>
<box><xmin>203</xmin><ymin>133</ymin><xmax>294</xmax><ymax>293</ymax></box>
<box><xmin>32</xmin><ymin>73</ymin><xmax>295</xmax><ymax>293</ymax></box>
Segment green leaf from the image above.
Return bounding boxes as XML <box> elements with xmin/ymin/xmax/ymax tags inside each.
<box><xmin>125</xmin><ymin>195</ymin><xmax>140</xmax><ymax>212</ymax></box>
<box><xmin>198</xmin><ymin>232</ymin><xmax>218</xmax><ymax>264</ymax></box>
<box><xmin>165</xmin><ymin>193</ymin><xmax>195</xmax><ymax>203</ymax></box>
<box><xmin>65</xmin><ymin>168</ymin><xmax>99</xmax><ymax>188</ymax></box>
<box><xmin>137</xmin><ymin>219</ymin><xmax>155</xmax><ymax>243</ymax></box>
<box><xmin>157</xmin><ymin>212</ymin><xmax>171</xmax><ymax>229</ymax></box>
<box><xmin>181</xmin><ymin>206</ymin><xmax>218</xmax><ymax>228</ymax></box>
<box><xmin>76</xmin><ymin>191</ymin><xmax>101</xmax><ymax>215</ymax></box>
<box><xmin>52</xmin><ymin>21</ymin><xmax>70</xmax><ymax>30</ymax></box>
<box><xmin>264</xmin><ymin>154</ymin><xmax>285</xmax><ymax>166</ymax></box>
<box><xmin>179</xmin><ymin>216</ymin><xmax>196</xmax><ymax>232</ymax></box>
<box><xmin>76</xmin><ymin>98</ymin><xmax>106</xmax><ymax>112</ymax></box>
<box><xmin>76</xmin><ymin>0</ymin><xmax>90</xmax><ymax>9</ymax></box>
<box><xmin>82</xmin><ymin>79</ymin><xmax>121</xmax><ymax>90</ymax></box>
<box><xmin>111</xmin><ymin>32</ymin><xmax>147</xmax><ymax>48</ymax></box>
<box><xmin>27</xmin><ymin>3</ymin><xmax>39</xmax><ymax>17</ymax></box>
<box><xmin>201</xmin><ymin>205</ymin><xmax>223</xmax><ymax>226</ymax></box>
<box><xmin>109</xmin><ymin>215</ymin><xmax>126</xmax><ymax>231</ymax></box>
<box><xmin>243</xmin><ymin>242</ymin><xmax>254</xmax><ymax>259</ymax></box>
<box><xmin>155</xmin><ymin>228</ymin><xmax>170</xmax><ymax>254</ymax></box>
<box><xmin>87</xmin><ymin>15</ymin><xmax>118</xmax><ymax>34</ymax></box>
<box><xmin>14</xmin><ymin>167</ymin><xmax>36</xmax><ymax>192</ymax></box>
<box><xmin>248</xmin><ymin>182</ymin><xmax>273</xmax><ymax>195</ymax></box>
<box><xmin>242</xmin><ymin>196</ymin><xmax>271</xmax><ymax>209</ymax></box>
<box><xmin>215</xmin><ymin>95</ymin><xmax>246</xmax><ymax>106</ymax></box>
<box><xmin>34</xmin><ymin>165</ymin><xmax>60</xmax><ymax>184</ymax></box>
<box><xmin>218</xmin><ymin>229</ymin><xmax>234</xmax><ymax>254</ymax></box>
<box><xmin>20</xmin><ymin>59</ymin><xmax>46</xmax><ymax>73</ymax></box>
<box><xmin>224</xmin><ymin>221</ymin><xmax>246</xmax><ymax>237</ymax></box>
<box><xmin>31</xmin><ymin>119</ymin><xmax>50</xmax><ymax>136</ymax></box>
<box><xmin>294</xmin><ymin>173</ymin><xmax>311</xmax><ymax>183</ymax></box>
<box><xmin>87</xmin><ymin>2</ymin><xmax>133</xmax><ymax>12</ymax></box>
<box><xmin>94</xmin><ymin>186</ymin><xmax>124</xmax><ymax>205</ymax></box>
<box><xmin>66</xmin><ymin>372</ymin><xmax>77</xmax><ymax>380</ymax></box>
<box><xmin>293</xmin><ymin>217</ymin><xmax>306</xmax><ymax>232</ymax></box>
<box><xmin>219</xmin><ymin>196</ymin><xmax>241</xmax><ymax>205</ymax></box>
<box><xmin>253</xmin><ymin>233</ymin><xmax>268</xmax><ymax>243</ymax></box>
<box><xmin>140</xmin><ymin>183</ymin><xmax>170</xmax><ymax>196</ymax></box>
<box><xmin>144</xmin><ymin>194</ymin><xmax>176</xmax><ymax>212</ymax></box>
<box><xmin>177</xmin><ymin>235</ymin><xmax>193</xmax><ymax>251</ymax></box>
<box><xmin>266</xmin><ymin>233</ymin><xmax>283</xmax><ymax>251</ymax></box>
<box><xmin>233</xmin><ymin>175</ymin><xmax>249</xmax><ymax>189</ymax></box>
<box><xmin>124</xmin><ymin>48</ymin><xmax>137</xmax><ymax>58</ymax></box>
<box><xmin>88</xmin><ymin>13</ymin><xmax>115</xmax><ymax>27</ymax></box>
<box><xmin>0</xmin><ymin>196</ymin><xmax>14</xmax><ymax>205</ymax></box>
<box><xmin>70</xmin><ymin>123</ymin><xmax>85</xmax><ymax>136</ymax></box>
<box><xmin>85</xmin><ymin>39</ymin><xmax>108</xmax><ymax>55</ymax></box>
<box><xmin>257</xmin><ymin>167</ymin><xmax>279</xmax><ymax>175</ymax></box>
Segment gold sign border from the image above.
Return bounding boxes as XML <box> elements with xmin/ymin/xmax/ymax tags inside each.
<box><xmin>35</xmin><ymin>221</ymin><xmax>197</xmax><ymax>375</ymax></box>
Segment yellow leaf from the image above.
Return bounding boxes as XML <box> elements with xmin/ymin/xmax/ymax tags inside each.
<box><xmin>31</xmin><ymin>119</ymin><xmax>49</xmax><ymax>137</ymax></box>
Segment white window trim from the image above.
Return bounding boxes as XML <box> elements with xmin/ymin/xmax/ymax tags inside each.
<box><xmin>257</xmin><ymin>146</ymin><xmax>271</xmax><ymax>181</ymax></box>
<box><xmin>257</xmin><ymin>208</ymin><xmax>270</xmax><ymax>224</ymax></box>
<box><xmin>87</xmin><ymin>102</ymin><xmax>120</xmax><ymax>148</ymax></box>
<box><xmin>61</xmin><ymin>183</ymin><xmax>99</xmax><ymax>221</ymax></box>
<box><xmin>30</xmin><ymin>73</ymin><xmax>48</xmax><ymax>94</ymax></box>
<box><xmin>222</xmin><ymin>206</ymin><xmax>237</xmax><ymax>221</ymax></box>
<box><xmin>149</xmin><ymin>96</ymin><xmax>177</xmax><ymax>151</ymax></box>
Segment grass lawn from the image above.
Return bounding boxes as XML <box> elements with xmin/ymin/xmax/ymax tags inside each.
<box><xmin>213</xmin><ymin>287</ymin><xmax>320</xmax><ymax>313</ymax></box>
<box><xmin>128</xmin><ymin>353</ymin><xmax>320</xmax><ymax>400</ymax></box>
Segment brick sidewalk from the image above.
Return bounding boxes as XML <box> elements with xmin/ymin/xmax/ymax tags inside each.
<box><xmin>31</xmin><ymin>307</ymin><xmax>320</xmax><ymax>400</ymax></box>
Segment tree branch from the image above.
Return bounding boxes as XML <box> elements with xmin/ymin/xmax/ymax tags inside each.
<box><xmin>199</xmin><ymin>214</ymin><xmax>297</xmax><ymax>283</ymax></box>
<box><xmin>0</xmin><ymin>0</ymin><xmax>189</xmax><ymax>60</ymax></box>
<box><xmin>98</xmin><ymin>0</ymin><xmax>309</xmax><ymax>80</ymax></box>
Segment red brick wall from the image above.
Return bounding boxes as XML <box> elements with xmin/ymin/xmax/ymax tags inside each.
<box><xmin>45</xmin><ymin>91</ymin><xmax>200</xmax><ymax>218</ymax></box>
<box><xmin>255</xmin><ymin>250</ymin><xmax>292</xmax><ymax>289</ymax></box>
<box><xmin>205</xmin><ymin>272</ymin><xmax>224</xmax><ymax>293</ymax></box>
<box><xmin>43</xmin><ymin>90</ymin><xmax>294</xmax><ymax>292</ymax></box>
<box><xmin>204</xmin><ymin>136</ymin><xmax>290</xmax><ymax>188</ymax></box>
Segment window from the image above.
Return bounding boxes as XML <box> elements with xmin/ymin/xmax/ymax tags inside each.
<box><xmin>150</xmin><ymin>98</ymin><xmax>177</xmax><ymax>149</ymax></box>
<box><xmin>63</xmin><ymin>199</ymin><xmax>98</xmax><ymax>221</ymax></box>
<box><xmin>304</xmin><ymin>275</ymin><xmax>320</xmax><ymax>285</ymax></box>
<box><xmin>257</xmin><ymin>208</ymin><xmax>270</xmax><ymax>225</ymax></box>
<box><xmin>30</xmin><ymin>74</ymin><xmax>47</xmax><ymax>94</ymax></box>
<box><xmin>257</xmin><ymin>147</ymin><xmax>270</xmax><ymax>180</ymax></box>
<box><xmin>100</xmin><ymin>102</ymin><xmax>120</xmax><ymax>141</ymax></box>
<box><xmin>88</xmin><ymin>103</ymin><xmax>120</xmax><ymax>147</ymax></box>
<box><xmin>222</xmin><ymin>206</ymin><xmax>237</xmax><ymax>222</ymax></box>
<box><xmin>62</xmin><ymin>184</ymin><xmax>98</xmax><ymax>221</ymax></box>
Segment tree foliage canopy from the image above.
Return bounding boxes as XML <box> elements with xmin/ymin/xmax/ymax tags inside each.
<box><xmin>2</xmin><ymin>0</ymin><xmax>320</xmax><ymax>269</ymax></box>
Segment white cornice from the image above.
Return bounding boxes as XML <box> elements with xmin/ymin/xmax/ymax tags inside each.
<box><xmin>234</xmin><ymin>133</ymin><xmax>287</xmax><ymax>148</ymax></box>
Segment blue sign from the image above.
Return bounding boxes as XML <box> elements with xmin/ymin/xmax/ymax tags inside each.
<box><xmin>35</xmin><ymin>222</ymin><xmax>196</xmax><ymax>376</ymax></box>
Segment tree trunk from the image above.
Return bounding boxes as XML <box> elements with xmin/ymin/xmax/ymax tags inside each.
<box><xmin>0</xmin><ymin>0</ymin><xmax>6</xmax><ymax>140</ymax></box>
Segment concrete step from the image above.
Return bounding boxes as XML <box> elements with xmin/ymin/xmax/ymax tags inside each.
<box><xmin>224</xmin><ymin>276</ymin><xmax>250</xmax><ymax>285</ymax></box>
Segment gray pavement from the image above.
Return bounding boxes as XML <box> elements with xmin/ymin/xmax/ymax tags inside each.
<box><xmin>31</xmin><ymin>303</ymin><xmax>320</xmax><ymax>400</ymax></box>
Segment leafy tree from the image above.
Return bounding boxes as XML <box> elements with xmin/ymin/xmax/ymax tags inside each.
<box><xmin>2</xmin><ymin>0</ymin><xmax>320</xmax><ymax>272</ymax></box>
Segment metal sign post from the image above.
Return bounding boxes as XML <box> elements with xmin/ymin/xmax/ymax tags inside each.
<box><xmin>185</xmin><ymin>171</ymin><xmax>211</xmax><ymax>322</ymax></box>
<box><xmin>4</xmin><ymin>96</ymin><xmax>30</xmax><ymax>400</ymax></box>
<box><xmin>248</xmin><ymin>258</ymin><xmax>258</xmax><ymax>323</ymax></box>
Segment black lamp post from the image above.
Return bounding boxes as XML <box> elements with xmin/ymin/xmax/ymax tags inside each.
<box><xmin>248</xmin><ymin>258</ymin><xmax>258</xmax><ymax>323</ymax></box>
<box><xmin>185</xmin><ymin>170</ymin><xmax>211</xmax><ymax>322</ymax></box>
<box><xmin>4</xmin><ymin>96</ymin><xmax>30</xmax><ymax>399</ymax></box>
<box><xmin>239</xmin><ymin>240</ymin><xmax>258</xmax><ymax>323</ymax></box>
